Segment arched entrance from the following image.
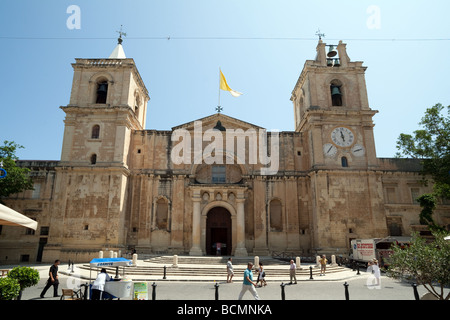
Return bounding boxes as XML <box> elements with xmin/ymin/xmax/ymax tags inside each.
<box><xmin>206</xmin><ymin>207</ymin><xmax>232</xmax><ymax>255</ymax></box>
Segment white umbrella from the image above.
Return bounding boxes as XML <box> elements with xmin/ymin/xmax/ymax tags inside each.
<box><xmin>0</xmin><ymin>204</ymin><xmax>37</xmax><ymax>230</ymax></box>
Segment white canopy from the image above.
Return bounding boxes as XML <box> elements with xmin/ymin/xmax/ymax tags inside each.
<box><xmin>89</xmin><ymin>258</ymin><xmax>132</xmax><ymax>267</ymax></box>
<box><xmin>0</xmin><ymin>204</ymin><xmax>38</xmax><ymax>230</ymax></box>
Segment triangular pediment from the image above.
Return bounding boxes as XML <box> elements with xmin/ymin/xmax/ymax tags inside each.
<box><xmin>172</xmin><ymin>113</ymin><xmax>265</xmax><ymax>132</ymax></box>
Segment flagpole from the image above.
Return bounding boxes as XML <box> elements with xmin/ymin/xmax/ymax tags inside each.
<box><xmin>217</xmin><ymin>68</ymin><xmax>222</xmax><ymax>113</ymax></box>
<box><xmin>218</xmin><ymin>68</ymin><xmax>221</xmax><ymax>109</ymax></box>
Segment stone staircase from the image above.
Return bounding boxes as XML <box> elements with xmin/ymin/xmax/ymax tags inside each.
<box><xmin>78</xmin><ymin>255</ymin><xmax>349</xmax><ymax>280</ymax></box>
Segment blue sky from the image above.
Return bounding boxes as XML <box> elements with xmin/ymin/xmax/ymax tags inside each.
<box><xmin>0</xmin><ymin>0</ymin><xmax>449</xmax><ymax>160</ymax></box>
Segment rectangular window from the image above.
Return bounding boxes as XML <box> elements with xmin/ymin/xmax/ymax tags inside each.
<box><xmin>40</xmin><ymin>226</ymin><xmax>49</xmax><ymax>236</ymax></box>
<box><xmin>386</xmin><ymin>187</ymin><xmax>397</xmax><ymax>204</ymax></box>
<box><xmin>32</xmin><ymin>183</ymin><xmax>41</xmax><ymax>199</ymax></box>
<box><xmin>212</xmin><ymin>166</ymin><xmax>226</xmax><ymax>184</ymax></box>
<box><xmin>410</xmin><ymin>188</ymin><xmax>420</xmax><ymax>204</ymax></box>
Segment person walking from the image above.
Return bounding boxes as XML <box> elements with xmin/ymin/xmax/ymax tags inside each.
<box><xmin>238</xmin><ymin>262</ymin><xmax>260</xmax><ymax>300</ymax></box>
<box><xmin>367</xmin><ymin>258</ymin><xmax>381</xmax><ymax>287</ymax></box>
<box><xmin>40</xmin><ymin>259</ymin><xmax>61</xmax><ymax>298</ymax></box>
<box><xmin>226</xmin><ymin>257</ymin><xmax>234</xmax><ymax>283</ymax></box>
<box><xmin>256</xmin><ymin>262</ymin><xmax>267</xmax><ymax>287</ymax></box>
<box><xmin>91</xmin><ymin>268</ymin><xmax>112</xmax><ymax>300</ymax></box>
<box><xmin>289</xmin><ymin>260</ymin><xmax>297</xmax><ymax>284</ymax></box>
<box><xmin>319</xmin><ymin>255</ymin><xmax>328</xmax><ymax>276</ymax></box>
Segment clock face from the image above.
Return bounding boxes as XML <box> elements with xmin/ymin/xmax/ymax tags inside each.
<box><xmin>323</xmin><ymin>143</ymin><xmax>337</xmax><ymax>157</ymax></box>
<box><xmin>351</xmin><ymin>144</ymin><xmax>365</xmax><ymax>157</ymax></box>
<box><xmin>331</xmin><ymin>127</ymin><xmax>355</xmax><ymax>147</ymax></box>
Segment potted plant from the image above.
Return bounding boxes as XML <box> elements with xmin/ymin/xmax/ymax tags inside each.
<box><xmin>7</xmin><ymin>266</ymin><xmax>40</xmax><ymax>300</ymax></box>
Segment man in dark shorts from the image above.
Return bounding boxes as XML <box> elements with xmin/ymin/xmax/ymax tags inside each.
<box><xmin>40</xmin><ymin>259</ymin><xmax>61</xmax><ymax>298</ymax></box>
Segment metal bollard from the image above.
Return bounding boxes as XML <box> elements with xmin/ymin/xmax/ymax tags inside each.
<box><xmin>215</xmin><ymin>282</ymin><xmax>219</xmax><ymax>300</ymax></box>
<box><xmin>152</xmin><ymin>282</ymin><xmax>157</xmax><ymax>300</ymax></box>
<box><xmin>280</xmin><ymin>282</ymin><xmax>286</xmax><ymax>300</ymax></box>
<box><xmin>343</xmin><ymin>282</ymin><xmax>349</xmax><ymax>300</ymax></box>
<box><xmin>309</xmin><ymin>266</ymin><xmax>313</xmax><ymax>280</ymax></box>
<box><xmin>356</xmin><ymin>264</ymin><xmax>360</xmax><ymax>275</ymax></box>
<box><xmin>412</xmin><ymin>283</ymin><xmax>419</xmax><ymax>300</ymax></box>
<box><xmin>163</xmin><ymin>265</ymin><xmax>167</xmax><ymax>279</ymax></box>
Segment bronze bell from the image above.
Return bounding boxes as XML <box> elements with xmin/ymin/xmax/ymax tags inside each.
<box><xmin>97</xmin><ymin>83</ymin><xmax>108</xmax><ymax>93</ymax></box>
<box><xmin>327</xmin><ymin>45</ymin><xmax>338</xmax><ymax>58</ymax></box>
<box><xmin>331</xmin><ymin>86</ymin><xmax>341</xmax><ymax>96</ymax></box>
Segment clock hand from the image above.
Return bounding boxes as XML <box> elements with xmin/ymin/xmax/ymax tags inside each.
<box><xmin>327</xmin><ymin>145</ymin><xmax>333</xmax><ymax>153</ymax></box>
<box><xmin>340</xmin><ymin>131</ymin><xmax>345</xmax><ymax>141</ymax></box>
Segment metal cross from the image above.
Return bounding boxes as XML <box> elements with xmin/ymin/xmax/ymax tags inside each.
<box><xmin>216</xmin><ymin>105</ymin><xmax>223</xmax><ymax>113</ymax></box>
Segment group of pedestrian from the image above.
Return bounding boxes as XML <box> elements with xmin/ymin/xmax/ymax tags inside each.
<box><xmin>40</xmin><ymin>255</ymin><xmax>335</xmax><ymax>300</ymax></box>
<box><xmin>39</xmin><ymin>259</ymin><xmax>112</xmax><ymax>300</ymax></box>
<box><xmin>227</xmin><ymin>258</ymin><xmax>267</xmax><ymax>286</ymax></box>
<box><xmin>234</xmin><ymin>255</ymin><xmax>333</xmax><ymax>299</ymax></box>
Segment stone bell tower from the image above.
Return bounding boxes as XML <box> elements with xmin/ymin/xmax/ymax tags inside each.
<box><xmin>290</xmin><ymin>40</ymin><xmax>387</xmax><ymax>253</ymax></box>
<box><xmin>291</xmin><ymin>40</ymin><xmax>378</xmax><ymax>170</ymax></box>
<box><xmin>60</xmin><ymin>36</ymin><xmax>149</xmax><ymax>166</ymax></box>
<box><xmin>44</xmin><ymin>38</ymin><xmax>150</xmax><ymax>261</ymax></box>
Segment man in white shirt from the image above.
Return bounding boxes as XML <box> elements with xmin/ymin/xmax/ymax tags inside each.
<box><xmin>91</xmin><ymin>268</ymin><xmax>112</xmax><ymax>300</ymax></box>
<box><xmin>289</xmin><ymin>260</ymin><xmax>297</xmax><ymax>284</ymax></box>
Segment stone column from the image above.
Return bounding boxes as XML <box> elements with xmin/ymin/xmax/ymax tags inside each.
<box><xmin>234</xmin><ymin>199</ymin><xmax>248</xmax><ymax>256</ymax></box>
<box><xmin>189</xmin><ymin>198</ymin><xmax>203</xmax><ymax>256</ymax></box>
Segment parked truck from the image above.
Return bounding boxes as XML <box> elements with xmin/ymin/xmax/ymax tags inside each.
<box><xmin>350</xmin><ymin>237</ymin><xmax>411</xmax><ymax>268</ymax></box>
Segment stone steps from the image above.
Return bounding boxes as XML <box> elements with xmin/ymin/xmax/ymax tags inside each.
<box><xmin>79</xmin><ymin>255</ymin><xmax>348</xmax><ymax>278</ymax></box>
<box><xmin>144</xmin><ymin>255</ymin><xmax>284</xmax><ymax>266</ymax></box>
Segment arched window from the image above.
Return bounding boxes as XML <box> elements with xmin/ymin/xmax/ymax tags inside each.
<box><xmin>96</xmin><ymin>81</ymin><xmax>108</xmax><ymax>104</ymax></box>
<box><xmin>90</xmin><ymin>154</ymin><xmax>97</xmax><ymax>165</ymax></box>
<box><xmin>331</xmin><ymin>85</ymin><xmax>342</xmax><ymax>106</ymax></box>
<box><xmin>330</xmin><ymin>79</ymin><xmax>343</xmax><ymax>107</ymax></box>
<box><xmin>134</xmin><ymin>93</ymin><xmax>140</xmax><ymax>117</ymax></box>
<box><xmin>341</xmin><ymin>156</ymin><xmax>348</xmax><ymax>167</ymax></box>
<box><xmin>91</xmin><ymin>125</ymin><xmax>100</xmax><ymax>139</ymax></box>
<box><xmin>270</xmin><ymin>199</ymin><xmax>283</xmax><ymax>232</ymax></box>
<box><xmin>155</xmin><ymin>198</ymin><xmax>169</xmax><ymax>230</ymax></box>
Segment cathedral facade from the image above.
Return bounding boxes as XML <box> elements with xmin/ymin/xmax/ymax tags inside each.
<box><xmin>1</xmin><ymin>40</ymin><xmax>448</xmax><ymax>263</ymax></box>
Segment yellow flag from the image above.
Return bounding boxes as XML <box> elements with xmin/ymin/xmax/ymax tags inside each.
<box><xmin>220</xmin><ymin>70</ymin><xmax>242</xmax><ymax>97</ymax></box>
